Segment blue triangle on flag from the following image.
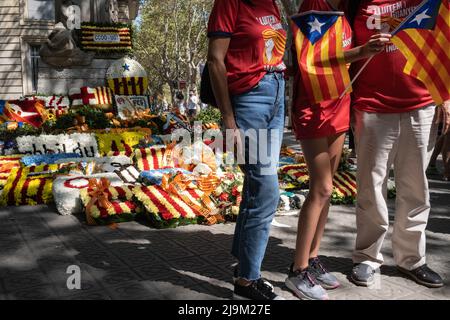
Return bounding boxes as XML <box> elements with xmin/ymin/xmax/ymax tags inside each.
<box><xmin>393</xmin><ymin>0</ymin><xmax>441</xmax><ymax>34</ymax></box>
<box><xmin>291</xmin><ymin>11</ymin><xmax>343</xmax><ymax>45</ymax></box>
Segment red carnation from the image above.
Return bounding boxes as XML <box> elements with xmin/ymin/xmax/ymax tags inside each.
<box><xmin>231</xmin><ymin>186</ymin><xmax>240</xmax><ymax>197</ymax></box>
<box><xmin>161</xmin><ymin>212</ymin><xmax>174</xmax><ymax>221</ymax></box>
<box><xmin>204</xmin><ymin>139</ymin><xmax>214</xmax><ymax>146</ymax></box>
<box><xmin>219</xmin><ymin>192</ymin><xmax>229</xmax><ymax>202</ymax></box>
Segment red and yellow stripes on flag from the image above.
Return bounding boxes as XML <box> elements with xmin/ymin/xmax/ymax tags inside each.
<box><xmin>81</xmin><ymin>25</ymin><xmax>132</xmax><ymax>50</ymax></box>
<box><xmin>391</xmin><ymin>1</ymin><xmax>450</xmax><ymax>104</ymax></box>
<box><xmin>0</xmin><ymin>164</ymin><xmax>59</xmax><ymax>206</ymax></box>
<box><xmin>107</xmin><ymin>77</ymin><xmax>148</xmax><ymax>95</ymax></box>
<box><xmin>293</xmin><ymin>16</ymin><xmax>351</xmax><ymax>104</ymax></box>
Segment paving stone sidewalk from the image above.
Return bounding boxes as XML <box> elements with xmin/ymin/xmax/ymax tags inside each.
<box><xmin>0</xmin><ymin>173</ymin><xmax>448</xmax><ymax>300</ymax></box>
<box><xmin>0</xmin><ymin>130</ymin><xmax>449</xmax><ymax>300</ymax></box>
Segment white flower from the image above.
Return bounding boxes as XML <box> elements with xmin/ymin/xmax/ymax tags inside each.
<box><xmin>214</xmin><ymin>186</ymin><xmax>223</xmax><ymax>196</ymax></box>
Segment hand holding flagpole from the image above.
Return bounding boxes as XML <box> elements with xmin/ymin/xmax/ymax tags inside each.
<box><xmin>339</xmin><ymin>0</ymin><xmax>427</xmax><ymax>99</ymax></box>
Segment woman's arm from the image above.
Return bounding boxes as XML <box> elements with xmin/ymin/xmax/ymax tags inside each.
<box><xmin>207</xmin><ymin>37</ymin><xmax>237</xmax><ymax>130</ymax></box>
<box><xmin>344</xmin><ymin>33</ymin><xmax>392</xmax><ymax>63</ymax></box>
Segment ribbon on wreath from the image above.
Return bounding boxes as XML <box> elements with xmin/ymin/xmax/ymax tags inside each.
<box><xmin>121</xmin><ymin>108</ymin><xmax>159</xmax><ymax>125</ymax></box>
<box><xmin>68</xmin><ymin>115</ymin><xmax>89</xmax><ymax>133</ymax></box>
<box><xmin>161</xmin><ymin>172</ymin><xmax>223</xmax><ymax>225</ymax></box>
<box><xmin>85</xmin><ymin>178</ymin><xmax>113</xmax><ymax>225</ymax></box>
<box><xmin>104</xmin><ymin>112</ymin><xmax>122</xmax><ymax>127</ymax></box>
<box><xmin>6</xmin><ymin>121</ymin><xmax>19</xmax><ymax>131</ymax></box>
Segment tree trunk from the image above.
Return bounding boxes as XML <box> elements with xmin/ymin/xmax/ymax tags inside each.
<box><xmin>279</xmin><ymin>0</ymin><xmax>297</xmax><ymax>16</ymax></box>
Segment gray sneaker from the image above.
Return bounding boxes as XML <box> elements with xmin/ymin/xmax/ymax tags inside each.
<box><xmin>309</xmin><ymin>257</ymin><xmax>340</xmax><ymax>290</ymax></box>
<box><xmin>285</xmin><ymin>264</ymin><xmax>329</xmax><ymax>300</ymax></box>
<box><xmin>351</xmin><ymin>263</ymin><xmax>377</xmax><ymax>286</ymax></box>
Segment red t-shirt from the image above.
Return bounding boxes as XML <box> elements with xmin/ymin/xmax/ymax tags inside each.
<box><xmin>351</xmin><ymin>0</ymin><xmax>434</xmax><ymax>113</ymax></box>
<box><xmin>292</xmin><ymin>0</ymin><xmax>353</xmax><ymax>110</ymax></box>
<box><xmin>208</xmin><ymin>0</ymin><xmax>287</xmax><ymax>96</ymax></box>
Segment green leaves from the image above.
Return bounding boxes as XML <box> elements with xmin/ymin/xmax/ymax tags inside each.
<box><xmin>135</xmin><ymin>0</ymin><xmax>213</xmax><ymax>96</ymax></box>
<box><xmin>54</xmin><ymin>106</ymin><xmax>111</xmax><ymax>131</ymax></box>
<box><xmin>0</xmin><ymin>123</ymin><xmax>41</xmax><ymax>142</ymax></box>
<box><xmin>195</xmin><ymin>107</ymin><xmax>222</xmax><ymax>124</ymax></box>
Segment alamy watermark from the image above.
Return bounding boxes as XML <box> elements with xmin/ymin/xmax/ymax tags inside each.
<box><xmin>66</xmin><ymin>265</ymin><xmax>81</xmax><ymax>290</ymax></box>
<box><xmin>170</xmin><ymin>122</ymin><xmax>282</xmax><ymax>176</ymax></box>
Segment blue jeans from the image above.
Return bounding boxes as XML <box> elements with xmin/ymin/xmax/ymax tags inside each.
<box><xmin>231</xmin><ymin>72</ymin><xmax>285</xmax><ymax>281</ymax></box>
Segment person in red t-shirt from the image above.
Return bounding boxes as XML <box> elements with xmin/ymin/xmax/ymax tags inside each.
<box><xmin>286</xmin><ymin>0</ymin><xmax>391</xmax><ymax>300</ymax></box>
<box><xmin>207</xmin><ymin>0</ymin><xmax>287</xmax><ymax>300</ymax></box>
<box><xmin>348</xmin><ymin>0</ymin><xmax>449</xmax><ymax>289</ymax></box>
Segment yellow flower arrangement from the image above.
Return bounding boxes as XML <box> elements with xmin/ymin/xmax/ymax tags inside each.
<box><xmin>97</xmin><ymin>131</ymin><xmax>146</xmax><ymax>156</ymax></box>
<box><xmin>0</xmin><ymin>164</ymin><xmax>59</xmax><ymax>206</ymax></box>
<box><xmin>96</xmin><ymin>131</ymin><xmax>148</xmax><ymax>156</ymax></box>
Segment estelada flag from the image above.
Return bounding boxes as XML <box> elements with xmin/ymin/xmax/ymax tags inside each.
<box><xmin>291</xmin><ymin>11</ymin><xmax>351</xmax><ymax>105</ymax></box>
<box><xmin>390</xmin><ymin>0</ymin><xmax>450</xmax><ymax>105</ymax></box>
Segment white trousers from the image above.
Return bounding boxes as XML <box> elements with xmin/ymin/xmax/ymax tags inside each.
<box><xmin>352</xmin><ymin>105</ymin><xmax>438</xmax><ymax>270</ymax></box>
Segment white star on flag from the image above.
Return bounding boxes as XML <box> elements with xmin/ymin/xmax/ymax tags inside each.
<box><xmin>411</xmin><ymin>9</ymin><xmax>431</xmax><ymax>25</ymax></box>
<box><xmin>308</xmin><ymin>18</ymin><xmax>326</xmax><ymax>34</ymax></box>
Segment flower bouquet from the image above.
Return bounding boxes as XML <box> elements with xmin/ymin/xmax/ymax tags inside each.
<box><xmin>213</xmin><ymin>170</ymin><xmax>244</xmax><ymax>221</ymax></box>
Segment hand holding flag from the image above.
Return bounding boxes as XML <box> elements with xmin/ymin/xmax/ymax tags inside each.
<box><xmin>291</xmin><ymin>10</ymin><xmax>392</xmax><ymax>103</ymax></box>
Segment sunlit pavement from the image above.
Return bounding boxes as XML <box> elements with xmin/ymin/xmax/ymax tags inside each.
<box><xmin>0</xmin><ymin>132</ymin><xmax>449</xmax><ymax>300</ymax></box>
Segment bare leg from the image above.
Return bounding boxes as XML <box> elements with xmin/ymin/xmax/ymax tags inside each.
<box><xmin>293</xmin><ymin>137</ymin><xmax>336</xmax><ymax>271</ymax></box>
<box><xmin>309</xmin><ymin>133</ymin><xmax>346</xmax><ymax>258</ymax></box>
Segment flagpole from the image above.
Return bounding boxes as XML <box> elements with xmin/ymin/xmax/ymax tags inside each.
<box><xmin>338</xmin><ymin>0</ymin><xmax>428</xmax><ymax>99</ymax></box>
<box><xmin>339</xmin><ymin>55</ymin><xmax>374</xmax><ymax>99</ymax></box>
